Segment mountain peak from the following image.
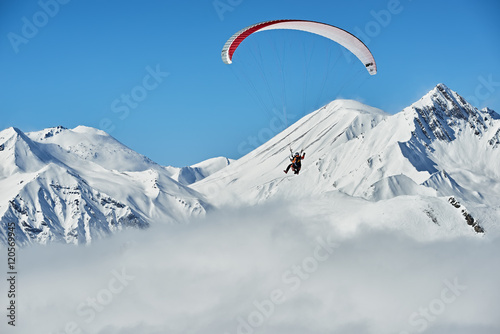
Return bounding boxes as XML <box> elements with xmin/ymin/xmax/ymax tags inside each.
<box><xmin>329</xmin><ymin>99</ymin><xmax>388</xmax><ymax>117</ymax></box>
<box><xmin>25</xmin><ymin>126</ymin><xmax>158</xmax><ymax>172</ymax></box>
<box><xmin>73</xmin><ymin>125</ymin><xmax>110</xmax><ymax>136</ymax></box>
<box><xmin>405</xmin><ymin>83</ymin><xmax>488</xmax><ymax>142</ymax></box>
<box><xmin>1</xmin><ymin>126</ymin><xmax>23</xmax><ymax>137</ymax></box>
<box><xmin>0</xmin><ymin>126</ymin><xmax>52</xmax><ymax>178</ymax></box>
<box><xmin>28</xmin><ymin>125</ymin><xmax>68</xmax><ymax>141</ymax></box>
<box><xmin>415</xmin><ymin>83</ymin><xmax>469</xmax><ymax>110</ymax></box>
<box><xmin>165</xmin><ymin>156</ymin><xmax>234</xmax><ymax>185</ymax></box>
<box><xmin>435</xmin><ymin>82</ymin><xmax>450</xmax><ymax>92</ymax></box>
<box><xmin>482</xmin><ymin>107</ymin><xmax>500</xmax><ymax>120</ymax></box>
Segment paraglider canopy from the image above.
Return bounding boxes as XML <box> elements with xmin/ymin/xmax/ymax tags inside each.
<box><xmin>221</xmin><ymin>19</ymin><xmax>377</xmax><ymax>75</ymax></box>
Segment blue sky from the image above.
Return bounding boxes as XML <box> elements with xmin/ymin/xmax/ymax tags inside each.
<box><xmin>1</xmin><ymin>0</ymin><xmax>499</xmax><ymax>166</ymax></box>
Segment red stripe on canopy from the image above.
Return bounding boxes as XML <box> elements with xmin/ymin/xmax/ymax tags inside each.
<box><xmin>227</xmin><ymin>20</ymin><xmax>290</xmax><ymax>62</ymax></box>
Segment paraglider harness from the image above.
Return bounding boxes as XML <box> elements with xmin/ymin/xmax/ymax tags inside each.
<box><xmin>284</xmin><ymin>149</ymin><xmax>305</xmax><ymax>175</ymax></box>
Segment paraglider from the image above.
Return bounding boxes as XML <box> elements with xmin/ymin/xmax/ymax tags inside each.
<box><xmin>221</xmin><ymin>19</ymin><xmax>376</xmax><ymax>75</ymax></box>
<box><xmin>284</xmin><ymin>151</ymin><xmax>306</xmax><ymax>175</ymax></box>
<box><xmin>221</xmin><ymin>20</ymin><xmax>377</xmax><ymax>176</ymax></box>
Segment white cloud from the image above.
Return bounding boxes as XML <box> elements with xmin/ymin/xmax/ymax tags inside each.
<box><xmin>4</xmin><ymin>200</ymin><xmax>500</xmax><ymax>334</ymax></box>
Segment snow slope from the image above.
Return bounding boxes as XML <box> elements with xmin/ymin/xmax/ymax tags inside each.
<box><xmin>193</xmin><ymin>84</ymin><xmax>500</xmax><ymax>236</ymax></box>
<box><xmin>0</xmin><ymin>126</ymin><xmax>210</xmax><ymax>245</ymax></box>
<box><xmin>1</xmin><ymin>83</ymin><xmax>499</xmax><ymax>245</ymax></box>
<box><xmin>164</xmin><ymin>156</ymin><xmax>233</xmax><ymax>185</ymax></box>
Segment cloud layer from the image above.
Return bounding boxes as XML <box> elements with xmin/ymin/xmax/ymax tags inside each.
<box><xmin>3</xmin><ymin>201</ymin><xmax>500</xmax><ymax>334</ymax></box>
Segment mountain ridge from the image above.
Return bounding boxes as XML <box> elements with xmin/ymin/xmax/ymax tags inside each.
<box><xmin>0</xmin><ymin>126</ymin><xmax>214</xmax><ymax>245</ymax></box>
<box><xmin>192</xmin><ymin>84</ymin><xmax>499</xmax><ymax>235</ymax></box>
<box><xmin>1</xmin><ymin>83</ymin><xmax>499</xmax><ymax>245</ymax></box>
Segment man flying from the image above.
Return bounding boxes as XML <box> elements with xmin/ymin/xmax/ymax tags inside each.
<box><xmin>284</xmin><ymin>151</ymin><xmax>305</xmax><ymax>175</ymax></box>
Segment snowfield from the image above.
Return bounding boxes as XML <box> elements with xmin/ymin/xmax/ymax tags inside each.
<box><xmin>0</xmin><ymin>126</ymin><xmax>211</xmax><ymax>244</ymax></box>
<box><xmin>193</xmin><ymin>84</ymin><xmax>500</xmax><ymax>237</ymax></box>
<box><xmin>2</xmin><ymin>84</ymin><xmax>499</xmax><ymax>245</ymax></box>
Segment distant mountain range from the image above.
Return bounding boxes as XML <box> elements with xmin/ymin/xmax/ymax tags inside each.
<box><xmin>0</xmin><ymin>125</ymin><xmax>229</xmax><ymax>244</ymax></box>
<box><xmin>1</xmin><ymin>84</ymin><xmax>499</xmax><ymax>245</ymax></box>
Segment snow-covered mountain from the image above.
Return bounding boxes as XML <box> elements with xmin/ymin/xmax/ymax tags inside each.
<box><xmin>2</xmin><ymin>83</ymin><xmax>499</xmax><ymax>245</ymax></box>
<box><xmin>0</xmin><ymin>126</ymin><xmax>211</xmax><ymax>245</ymax></box>
<box><xmin>164</xmin><ymin>156</ymin><xmax>234</xmax><ymax>185</ymax></box>
<box><xmin>193</xmin><ymin>84</ymin><xmax>500</xmax><ymax>235</ymax></box>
